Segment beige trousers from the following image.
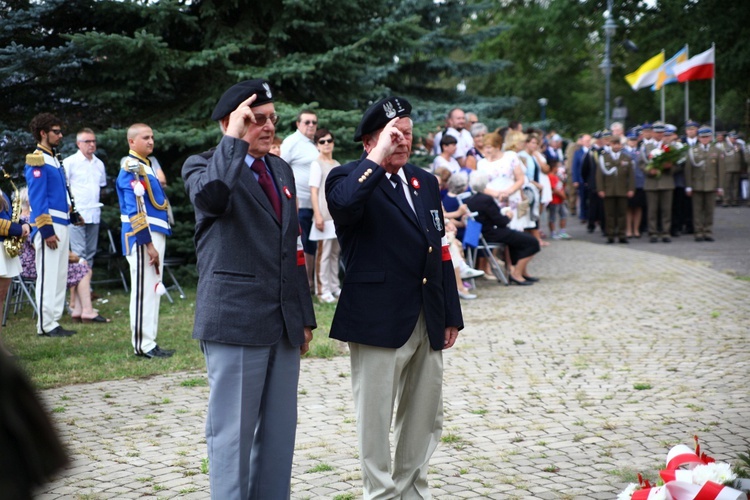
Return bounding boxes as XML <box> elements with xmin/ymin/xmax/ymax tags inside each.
<box><xmin>317</xmin><ymin>237</ymin><xmax>340</xmax><ymax>296</ymax></box>
<box><xmin>349</xmin><ymin>311</ymin><xmax>443</xmax><ymax>499</ymax></box>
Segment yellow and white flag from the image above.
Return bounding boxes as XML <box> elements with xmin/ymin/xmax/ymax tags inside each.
<box><xmin>625</xmin><ymin>52</ymin><xmax>665</xmax><ymax>91</ymax></box>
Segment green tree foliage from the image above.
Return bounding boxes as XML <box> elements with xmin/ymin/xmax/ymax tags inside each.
<box><xmin>0</xmin><ymin>0</ymin><xmax>511</xmax><ymax>271</ymax></box>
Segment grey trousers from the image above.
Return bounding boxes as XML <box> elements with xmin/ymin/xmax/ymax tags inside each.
<box><xmin>202</xmin><ymin>337</ymin><xmax>300</xmax><ymax>500</ymax></box>
<box><xmin>646</xmin><ymin>189</ymin><xmax>673</xmax><ymax>237</ymax></box>
<box><xmin>69</xmin><ymin>223</ymin><xmax>99</xmax><ymax>265</ymax></box>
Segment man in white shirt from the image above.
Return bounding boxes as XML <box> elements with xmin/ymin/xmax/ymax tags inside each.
<box><xmin>281</xmin><ymin>109</ymin><xmax>320</xmax><ymax>290</ymax></box>
<box><xmin>431</xmin><ymin>108</ymin><xmax>474</xmax><ymax>167</ymax></box>
<box><xmin>64</xmin><ymin>128</ymin><xmax>107</xmax><ymax>266</ymax></box>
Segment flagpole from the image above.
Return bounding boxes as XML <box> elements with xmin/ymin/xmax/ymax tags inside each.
<box><xmin>711</xmin><ymin>42</ymin><xmax>716</xmax><ymax>137</ymax></box>
<box><xmin>660</xmin><ymin>50</ymin><xmax>666</xmax><ymax>122</ymax></box>
<box><xmin>684</xmin><ymin>44</ymin><xmax>689</xmax><ymax>124</ymax></box>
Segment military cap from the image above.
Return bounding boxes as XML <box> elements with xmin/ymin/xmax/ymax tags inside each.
<box><xmin>728</xmin><ymin>130</ymin><xmax>738</xmax><ymax>138</ymax></box>
<box><xmin>601</xmin><ymin>129</ymin><xmax>612</xmax><ymax>138</ymax></box>
<box><xmin>211</xmin><ymin>79</ymin><xmax>274</xmax><ymax>121</ymax></box>
<box><xmin>698</xmin><ymin>125</ymin><xmax>712</xmax><ymax>137</ymax></box>
<box><xmin>354</xmin><ymin>96</ymin><xmax>412</xmax><ymax>142</ymax></box>
<box><xmin>592</xmin><ymin>130</ymin><xmax>602</xmax><ymax>139</ymax></box>
<box><xmin>641</xmin><ymin>122</ymin><xmax>653</xmax><ymax>130</ymax></box>
<box><xmin>685</xmin><ymin>119</ymin><xmax>699</xmax><ymax>129</ymax></box>
<box><xmin>652</xmin><ymin>121</ymin><xmax>665</xmax><ymax>133</ymax></box>
<box><xmin>664</xmin><ymin>124</ymin><xmax>677</xmax><ymax>134</ymax></box>
<box><xmin>626</xmin><ymin>129</ymin><xmax>639</xmax><ymax>140</ymax></box>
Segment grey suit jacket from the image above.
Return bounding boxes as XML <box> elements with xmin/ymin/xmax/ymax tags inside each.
<box><xmin>182</xmin><ymin>135</ymin><xmax>316</xmax><ymax>346</ymax></box>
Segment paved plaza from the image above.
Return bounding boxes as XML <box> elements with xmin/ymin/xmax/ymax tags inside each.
<box><xmin>35</xmin><ymin>211</ymin><xmax>750</xmax><ymax>499</ymax></box>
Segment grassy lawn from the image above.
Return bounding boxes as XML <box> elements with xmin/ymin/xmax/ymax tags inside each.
<box><xmin>3</xmin><ymin>286</ymin><xmax>342</xmax><ymax>390</ymax></box>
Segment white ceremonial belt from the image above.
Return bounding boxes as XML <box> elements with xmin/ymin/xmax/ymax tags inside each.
<box><xmin>120</xmin><ymin>214</ymin><xmax>170</xmax><ymax>230</ymax></box>
<box><xmin>49</xmin><ymin>209</ymin><xmax>69</xmax><ymax>220</ymax></box>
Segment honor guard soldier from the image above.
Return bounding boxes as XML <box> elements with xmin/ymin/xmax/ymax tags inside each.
<box><xmin>642</xmin><ymin>121</ymin><xmax>676</xmax><ymax>242</ymax></box>
<box><xmin>116</xmin><ymin>123</ymin><xmax>173</xmax><ymax>358</ymax></box>
<box><xmin>722</xmin><ymin>131</ymin><xmax>744</xmax><ymax>206</ymax></box>
<box><xmin>596</xmin><ymin>135</ymin><xmax>635</xmax><ymax>243</ymax></box>
<box><xmin>25</xmin><ymin>113</ymin><xmax>77</xmax><ymax>338</ymax></box>
<box><xmin>326</xmin><ymin>97</ymin><xmax>463</xmax><ymax>499</ymax></box>
<box><xmin>686</xmin><ymin>126</ymin><xmax>724</xmax><ymax>241</ymax></box>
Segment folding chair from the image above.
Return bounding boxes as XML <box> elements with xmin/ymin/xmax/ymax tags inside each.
<box><xmin>456</xmin><ymin>193</ymin><xmax>509</xmax><ymax>286</ymax></box>
<box><xmin>2</xmin><ymin>275</ymin><xmax>38</xmax><ymax>327</ymax></box>
<box><xmin>462</xmin><ymin>218</ymin><xmax>509</xmax><ymax>286</ymax></box>
<box><xmin>162</xmin><ymin>257</ymin><xmax>186</xmax><ymax>303</ymax></box>
<box><xmin>92</xmin><ymin>223</ymin><xmax>129</xmax><ymax>293</ymax></box>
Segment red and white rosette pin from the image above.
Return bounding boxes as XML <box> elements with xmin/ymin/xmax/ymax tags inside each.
<box><xmin>283</xmin><ymin>185</ymin><xmax>292</xmax><ymax>199</ymax></box>
<box><xmin>410</xmin><ymin>177</ymin><xmax>420</xmax><ymax>190</ymax></box>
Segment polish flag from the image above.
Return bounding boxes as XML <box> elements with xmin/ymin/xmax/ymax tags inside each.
<box><xmin>675</xmin><ymin>47</ymin><xmax>715</xmax><ymax>82</ymax></box>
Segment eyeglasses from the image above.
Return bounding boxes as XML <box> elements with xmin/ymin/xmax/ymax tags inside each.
<box><xmin>49</xmin><ymin>129</ymin><xmax>63</xmax><ymax>135</ymax></box>
<box><xmin>317</xmin><ymin>138</ymin><xmax>334</xmax><ymax>145</ymax></box>
<box><xmin>302</xmin><ymin>120</ymin><xmax>318</xmax><ymax>126</ymax></box>
<box><xmin>253</xmin><ymin>113</ymin><xmax>280</xmax><ymax>127</ymax></box>
<box><xmin>79</xmin><ymin>140</ymin><xmax>97</xmax><ymax>144</ymax></box>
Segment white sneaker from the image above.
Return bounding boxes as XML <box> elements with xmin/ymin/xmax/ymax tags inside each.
<box><xmin>460</xmin><ymin>267</ymin><xmax>485</xmax><ymax>279</ymax></box>
<box><xmin>560</xmin><ymin>232</ymin><xmax>572</xmax><ymax>240</ymax></box>
<box><xmin>319</xmin><ymin>293</ymin><xmax>336</xmax><ymax>303</ymax></box>
<box><xmin>332</xmin><ymin>289</ymin><xmax>341</xmax><ymax>298</ymax></box>
<box><xmin>458</xmin><ymin>291</ymin><xmax>477</xmax><ymax>300</ymax></box>
<box><xmin>551</xmin><ymin>232</ymin><xmax>562</xmax><ymax>240</ymax></box>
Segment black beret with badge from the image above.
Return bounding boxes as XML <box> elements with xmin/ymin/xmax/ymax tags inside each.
<box><xmin>211</xmin><ymin>79</ymin><xmax>274</xmax><ymax>121</ymax></box>
<box><xmin>353</xmin><ymin>96</ymin><xmax>412</xmax><ymax>142</ymax></box>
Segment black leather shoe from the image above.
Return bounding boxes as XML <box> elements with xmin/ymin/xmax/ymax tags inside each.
<box><xmin>607</xmin><ymin>238</ymin><xmax>614</xmax><ymax>244</ymax></box>
<box><xmin>695</xmin><ymin>236</ymin><xmax>704</xmax><ymax>242</ymax></box>
<box><xmin>619</xmin><ymin>238</ymin><xmax>629</xmax><ymax>244</ymax></box>
<box><xmin>509</xmin><ymin>276</ymin><xmax>533</xmax><ymax>286</ymax></box>
<box><xmin>650</xmin><ymin>236</ymin><xmax>658</xmax><ymax>243</ymax></box>
<box><xmin>704</xmin><ymin>236</ymin><xmax>714</xmax><ymax>242</ymax></box>
<box><xmin>40</xmin><ymin>326</ymin><xmax>76</xmax><ymax>337</ymax></box>
<box><xmin>137</xmin><ymin>346</ymin><xmax>175</xmax><ymax>359</ymax></box>
<box><xmin>662</xmin><ymin>237</ymin><xmax>671</xmax><ymax>243</ymax></box>
<box><xmin>522</xmin><ymin>275</ymin><xmax>539</xmax><ymax>282</ymax></box>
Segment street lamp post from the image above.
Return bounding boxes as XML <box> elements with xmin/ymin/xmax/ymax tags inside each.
<box><xmin>600</xmin><ymin>0</ymin><xmax>617</xmax><ymax>129</ymax></box>
<box><xmin>538</xmin><ymin>98</ymin><xmax>548</xmax><ymax>122</ymax></box>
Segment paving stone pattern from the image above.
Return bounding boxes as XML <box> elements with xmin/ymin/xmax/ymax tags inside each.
<box><xmin>36</xmin><ymin>240</ymin><xmax>750</xmax><ymax>499</ymax></box>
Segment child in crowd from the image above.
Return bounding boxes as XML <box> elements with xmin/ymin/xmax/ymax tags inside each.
<box><xmin>548</xmin><ymin>169</ymin><xmax>571</xmax><ymax>240</ymax></box>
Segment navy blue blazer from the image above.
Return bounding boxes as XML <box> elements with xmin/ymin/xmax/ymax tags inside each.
<box><xmin>326</xmin><ymin>154</ymin><xmax>463</xmax><ymax>351</ymax></box>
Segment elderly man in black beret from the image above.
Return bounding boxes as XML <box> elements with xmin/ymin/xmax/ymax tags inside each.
<box><xmin>326</xmin><ymin>97</ymin><xmax>463</xmax><ymax>499</ymax></box>
<box><xmin>182</xmin><ymin>80</ymin><xmax>316</xmax><ymax>499</ymax></box>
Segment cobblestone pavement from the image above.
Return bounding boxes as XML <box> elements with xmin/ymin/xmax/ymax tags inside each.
<box><xmin>36</xmin><ymin>239</ymin><xmax>750</xmax><ymax>499</ymax></box>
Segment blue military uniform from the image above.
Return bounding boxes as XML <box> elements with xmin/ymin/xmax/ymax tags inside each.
<box><xmin>116</xmin><ymin>151</ymin><xmax>171</xmax><ymax>355</ymax></box>
<box><xmin>25</xmin><ymin>145</ymin><xmax>72</xmax><ymax>335</ymax></box>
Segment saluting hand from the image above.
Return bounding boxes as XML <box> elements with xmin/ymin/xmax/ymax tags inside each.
<box><xmin>226</xmin><ymin>94</ymin><xmax>259</xmax><ymax>140</ymax></box>
<box><xmin>367</xmin><ymin>117</ymin><xmax>405</xmax><ymax>166</ymax></box>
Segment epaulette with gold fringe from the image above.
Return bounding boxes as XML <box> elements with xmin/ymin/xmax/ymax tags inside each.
<box><xmin>26</xmin><ymin>152</ymin><xmax>45</xmax><ymax>167</ymax></box>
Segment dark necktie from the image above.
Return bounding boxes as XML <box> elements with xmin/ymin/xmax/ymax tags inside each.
<box><xmin>250</xmin><ymin>159</ymin><xmax>281</xmax><ymax>220</ymax></box>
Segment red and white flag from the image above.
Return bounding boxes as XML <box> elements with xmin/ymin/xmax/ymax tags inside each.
<box><xmin>675</xmin><ymin>46</ymin><xmax>715</xmax><ymax>82</ymax></box>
